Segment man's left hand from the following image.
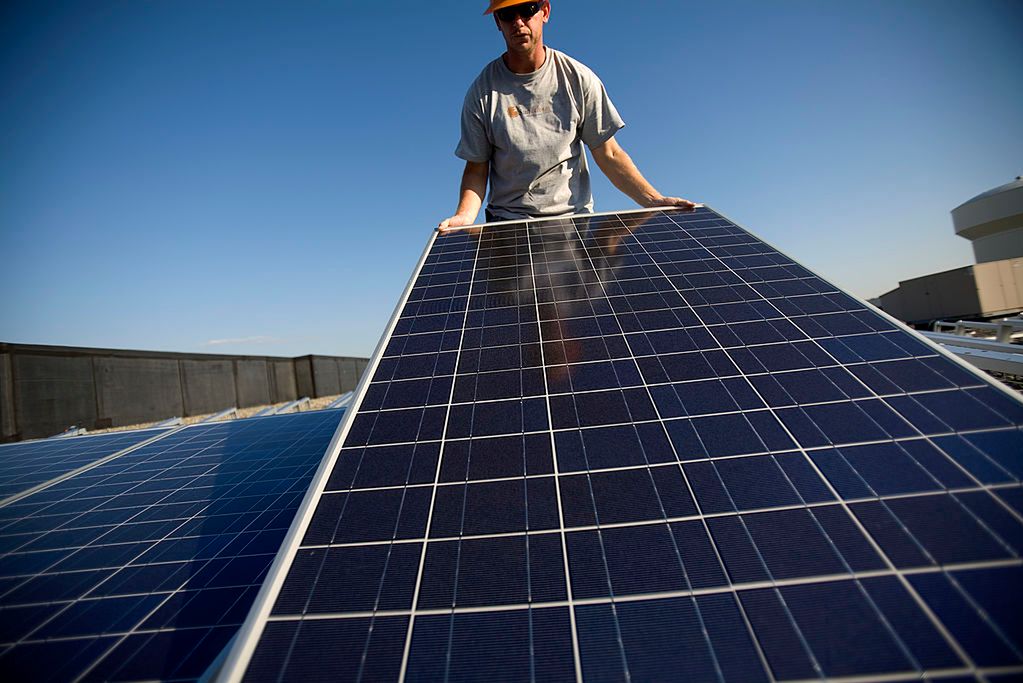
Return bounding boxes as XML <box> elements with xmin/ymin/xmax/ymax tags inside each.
<box><xmin>645</xmin><ymin>196</ymin><xmax>698</xmax><ymax>210</ymax></box>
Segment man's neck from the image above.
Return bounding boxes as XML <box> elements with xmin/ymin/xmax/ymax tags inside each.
<box><xmin>503</xmin><ymin>43</ymin><xmax>546</xmax><ymax>74</ymax></box>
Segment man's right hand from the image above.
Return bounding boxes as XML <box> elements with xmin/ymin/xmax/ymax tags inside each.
<box><xmin>440</xmin><ymin>160</ymin><xmax>489</xmax><ymax>235</ymax></box>
<box><xmin>438</xmin><ymin>213</ymin><xmax>476</xmax><ymax>233</ymax></box>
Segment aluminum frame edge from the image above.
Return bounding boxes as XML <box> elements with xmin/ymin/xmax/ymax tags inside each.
<box><xmin>216</xmin><ymin>229</ymin><xmax>442</xmax><ymax>682</ymax></box>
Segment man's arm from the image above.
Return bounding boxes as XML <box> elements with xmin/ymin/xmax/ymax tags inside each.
<box><xmin>590</xmin><ymin>136</ymin><xmax>695</xmax><ymax>210</ymax></box>
<box><xmin>438</xmin><ymin>160</ymin><xmax>490</xmax><ymax>232</ymax></box>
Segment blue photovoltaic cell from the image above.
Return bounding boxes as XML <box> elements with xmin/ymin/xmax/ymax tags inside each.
<box><xmin>0</xmin><ymin>409</ymin><xmax>343</xmax><ymax>682</ymax></box>
<box><xmin>227</xmin><ymin>207</ymin><xmax>1023</xmax><ymax>682</ymax></box>
<box><xmin>0</xmin><ymin>429</ymin><xmax>168</xmax><ymax>500</ymax></box>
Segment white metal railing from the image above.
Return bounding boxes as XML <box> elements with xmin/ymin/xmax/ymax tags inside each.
<box><xmin>932</xmin><ymin>315</ymin><xmax>1023</xmax><ymax>344</ymax></box>
<box><xmin>254</xmin><ymin>397</ymin><xmax>311</xmax><ymax>417</ymax></box>
<box><xmin>199</xmin><ymin>407</ymin><xmax>238</xmax><ymax>423</ymax></box>
<box><xmin>922</xmin><ymin>329</ymin><xmax>1023</xmax><ymax>376</ymax></box>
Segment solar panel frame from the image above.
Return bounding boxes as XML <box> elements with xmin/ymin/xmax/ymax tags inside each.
<box><xmin>217</xmin><ymin>206</ymin><xmax>1023</xmax><ymax>683</ymax></box>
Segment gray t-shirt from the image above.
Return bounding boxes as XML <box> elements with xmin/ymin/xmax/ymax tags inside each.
<box><xmin>455</xmin><ymin>48</ymin><xmax>625</xmax><ymax>220</ymax></box>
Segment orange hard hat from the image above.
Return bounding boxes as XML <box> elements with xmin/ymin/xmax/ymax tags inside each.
<box><xmin>484</xmin><ymin>0</ymin><xmax>543</xmax><ymax>15</ymax></box>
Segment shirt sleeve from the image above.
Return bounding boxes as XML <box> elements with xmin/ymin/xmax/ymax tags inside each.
<box><xmin>454</xmin><ymin>85</ymin><xmax>492</xmax><ymax>163</ymax></box>
<box><xmin>577</xmin><ymin>66</ymin><xmax>625</xmax><ymax>150</ymax></box>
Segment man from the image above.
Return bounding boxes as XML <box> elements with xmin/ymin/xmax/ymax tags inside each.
<box><xmin>439</xmin><ymin>0</ymin><xmax>695</xmax><ymax>231</ymax></box>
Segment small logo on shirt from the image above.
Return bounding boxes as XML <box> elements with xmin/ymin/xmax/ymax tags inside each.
<box><xmin>507</xmin><ymin>104</ymin><xmax>552</xmax><ymax>119</ymax></box>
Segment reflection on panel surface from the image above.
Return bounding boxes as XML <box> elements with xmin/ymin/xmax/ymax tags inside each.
<box><xmin>231</xmin><ymin>208</ymin><xmax>1023</xmax><ymax>682</ymax></box>
<box><xmin>0</xmin><ymin>410</ymin><xmax>343</xmax><ymax>682</ymax></box>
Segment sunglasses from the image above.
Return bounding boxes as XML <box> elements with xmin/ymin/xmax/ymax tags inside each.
<box><xmin>494</xmin><ymin>1</ymin><xmax>545</xmax><ymax>23</ymax></box>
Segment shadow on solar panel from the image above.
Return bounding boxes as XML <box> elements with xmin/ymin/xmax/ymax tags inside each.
<box><xmin>0</xmin><ymin>409</ymin><xmax>345</xmax><ymax>682</ymax></box>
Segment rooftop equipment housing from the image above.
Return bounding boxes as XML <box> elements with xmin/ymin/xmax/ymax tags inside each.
<box><xmin>876</xmin><ymin>177</ymin><xmax>1023</xmax><ymax>325</ymax></box>
<box><xmin>951</xmin><ymin>176</ymin><xmax>1023</xmax><ymax>264</ymax></box>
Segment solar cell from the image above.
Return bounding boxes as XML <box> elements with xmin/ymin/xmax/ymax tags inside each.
<box><xmin>0</xmin><ymin>409</ymin><xmax>344</xmax><ymax>682</ymax></box>
<box><xmin>0</xmin><ymin>429</ymin><xmax>169</xmax><ymax>501</ymax></box>
<box><xmin>222</xmin><ymin>207</ymin><xmax>1023</xmax><ymax>682</ymax></box>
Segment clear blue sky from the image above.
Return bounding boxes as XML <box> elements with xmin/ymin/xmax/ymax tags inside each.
<box><xmin>2</xmin><ymin>0</ymin><xmax>1021</xmax><ymax>358</ymax></box>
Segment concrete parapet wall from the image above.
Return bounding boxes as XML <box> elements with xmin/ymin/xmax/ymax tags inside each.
<box><xmin>270</xmin><ymin>360</ymin><xmax>297</xmax><ymax>404</ymax></box>
<box><xmin>95</xmin><ymin>356</ymin><xmax>183</xmax><ymax>428</ymax></box>
<box><xmin>0</xmin><ymin>354</ymin><xmax>15</xmax><ymax>439</ymax></box>
<box><xmin>235</xmin><ymin>359</ymin><xmax>271</xmax><ymax>407</ymax></box>
<box><xmin>14</xmin><ymin>353</ymin><xmax>97</xmax><ymax>437</ymax></box>
<box><xmin>294</xmin><ymin>357</ymin><xmax>315</xmax><ymax>400</ymax></box>
<box><xmin>0</xmin><ymin>343</ymin><xmax>368</xmax><ymax>442</ymax></box>
<box><xmin>340</xmin><ymin>357</ymin><xmax>363</xmax><ymax>393</ymax></box>
<box><xmin>181</xmin><ymin>359</ymin><xmax>237</xmax><ymax>417</ymax></box>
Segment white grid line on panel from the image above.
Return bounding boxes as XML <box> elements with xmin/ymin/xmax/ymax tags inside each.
<box><xmin>8</xmin><ymin>555</ymin><xmax>1022</xmax><ymax>623</ymax></box>
<box><xmin>526</xmin><ymin>219</ymin><xmax>593</xmax><ymax>683</ymax></box>
<box><xmin>523</xmin><ymin>222</ymin><xmax>589</xmax><ymax>678</ymax></box>
<box><xmin>396</xmin><ymin>232</ymin><xmax>485</xmax><ymax>683</ymax></box>
<box><xmin>351</xmin><ymin>385</ymin><xmax>994</xmax><ymax>425</ymax></box>
<box><xmin>312</xmin><ymin>466</ymin><xmax>1020</xmax><ymax>501</ymax></box>
<box><xmin>254</xmin><ymin>557</ymin><xmax>1023</xmax><ymax>623</ymax></box>
<box><xmin>278</xmin><ymin>487</ymin><xmax>1023</xmax><ymax>553</ymax></box>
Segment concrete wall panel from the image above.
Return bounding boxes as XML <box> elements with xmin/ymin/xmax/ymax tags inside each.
<box><xmin>311</xmin><ymin>356</ymin><xmax>341</xmax><ymax>396</ymax></box>
<box><xmin>1</xmin><ymin>354</ymin><xmax>17</xmax><ymax>441</ymax></box>
<box><xmin>235</xmin><ymin>360</ymin><xmax>271</xmax><ymax>407</ymax></box>
<box><xmin>1013</xmin><ymin>258</ymin><xmax>1023</xmax><ymax>303</ymax></box>
<box><xmin>15</xmin><ymin>354</ymin><xmax>97</xmax><ymax>439</ymax></box>
<box><xmin>181</xmin><ymin>359</ymin><xmax>237</xmax><ymax>415</ymax></box>
<box><xmin>96</xmin><ymin>356</ymin><xmax>183</xmax><ymax>428</ymax></box>
<box><xmin>975</xmin><ymin>262</ymin><xmax>1007</xmax><ymax>313</ymax></box>
<box><xmin>339</xmin><ymin>358</ymin><xmax>360</xmax><ymax>393</ymax></box>
<box><xmin>294</xmin><ymin>357</ymin><xmax>314</xmax><ymax>399</ymax></box>
<box><xmin>272</xmin><ymin>360</ymin><xmax>298</xmax><ymax>403</ymax></box>
<box><xmin>976</xmin><ymin>257</ymin><xmax>1023</xmax><ymax>316</ymax></box>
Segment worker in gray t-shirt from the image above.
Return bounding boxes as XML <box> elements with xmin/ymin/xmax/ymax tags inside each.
<box><xmin>439</xmin><ymin>0</ymin><xmax>695</xmax><ymax>230</ymax></box>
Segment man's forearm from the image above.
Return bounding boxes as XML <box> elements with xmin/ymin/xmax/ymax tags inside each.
<box><xmin>590</xmin><ymin>137</ymin><xmax>699</xmax><ymax>211</ymax></box>
<box><xmin>439</xmin><ymin>161</ymin><xmax>490</xmax><ymax>231</ymax></box>
<box><xmin>593</xmin><ymin>142</ymin><xmax>662</xmax><ymax>206</ymax></box>
<box><xmin>453</xmin><ymin>161</ymin><xmax>489</xmax><ymax>221</ymax></box>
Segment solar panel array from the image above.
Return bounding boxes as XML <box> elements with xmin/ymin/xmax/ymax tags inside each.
<box><xmin>222</xmin><ymin>207</ymin><xmax>1023</xmax><ymax>683</ymax></box>
<box><xmin>0</xmin><ymin>409</ymin><xmax>344</xmax><ymax>682</ymax></box>
<box><xmin>0</xmin><ymin>429</ymin><xmax>168</xmax><ymax>500</ymax></box>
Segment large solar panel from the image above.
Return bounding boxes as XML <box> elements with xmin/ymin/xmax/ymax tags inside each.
<box><xmin>221</xmin><ymin>207</ymin><xmax>1023</xmax><ymax>682</ymax></box>
<box><xmin>0</xmin><ymin>429</ymin><xmax>169</xmax><ymax>501</ymax></box>
<box><xmin>0</xmin><ymin>409</ymin><xmax>344</xmax><ymax>682</ymax></box>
